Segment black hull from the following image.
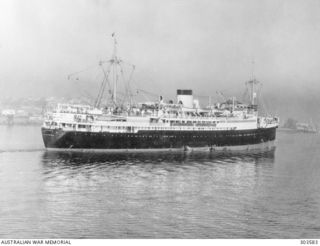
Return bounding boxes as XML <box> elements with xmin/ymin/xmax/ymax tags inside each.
<box><xmin>42</xmin><ymin>127</ymin><xmax>277</xmax><ymax>150</ymax></box>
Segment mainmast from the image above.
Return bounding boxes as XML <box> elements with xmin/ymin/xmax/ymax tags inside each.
<box><xmin>245</xmin><ymin>59</ymin><xmax>260</xmax><ymax>113</ymax></box>
<box><xmin>111</xmin><ymin>33</ymin><xmax>119</xmax><ymax>105</ymax></box>
<box><xmin>247</xmin><ymin>79</ymin><xmax>259</xmax><ymax>105</ymax></box>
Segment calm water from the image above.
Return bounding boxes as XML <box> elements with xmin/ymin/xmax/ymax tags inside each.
<box><xmin>0</xmin><ymin>125</ymin><xmax>320</xmax><ymax>238</ymax></box>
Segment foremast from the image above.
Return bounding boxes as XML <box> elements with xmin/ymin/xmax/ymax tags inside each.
<box><xmin>95</xmin><ymin>33</ymin><xmax>135</xmax><ymax>110</ymax></box>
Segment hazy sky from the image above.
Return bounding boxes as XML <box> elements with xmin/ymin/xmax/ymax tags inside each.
<box><xmin>0</xmin><ymin>0</ymin><xmax>320</xmax><ymax>114</ymax></box>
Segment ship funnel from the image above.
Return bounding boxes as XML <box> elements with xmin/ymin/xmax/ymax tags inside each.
<box><xmin>177</xmin><ymin>89</ymin><xmax>193</xmax><ymax>108</ymax></box>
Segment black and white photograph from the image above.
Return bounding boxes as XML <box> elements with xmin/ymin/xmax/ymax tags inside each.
<box><xmin>0</xmin><ymin>0</ymin><xmax>319</xmax><ymax>243</ymax></box>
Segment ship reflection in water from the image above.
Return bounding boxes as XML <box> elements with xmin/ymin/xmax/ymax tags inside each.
<box><xmin>38</xmin><ymin>149</ymin><xmax>277</xmax><ymax>238</ymax></box>
<box><xmin>41</xmin><ymin>148</ymin><xmax>276</xmax><ymax>167</ymax></box>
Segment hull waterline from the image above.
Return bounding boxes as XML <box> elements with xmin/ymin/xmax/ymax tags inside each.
<box><xmin>42</xmin><ymin>127</ymin><xmax>277</xmax><ymax>151</ymax></box>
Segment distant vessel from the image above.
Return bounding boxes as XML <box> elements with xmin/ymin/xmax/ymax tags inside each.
<box><xmin>281</xmin><ymin>118</ymin><xmax>318</xmax><ymax>133</ymax></box>
<box><xmin>41</xmin><ymin>36</ymin><xmax>279</xmax><ymax>151</ymax></box>
<box><xmin>296</xmin><ymin>122</ymin><xmax>318</xmax><ymax>133</ymax></box>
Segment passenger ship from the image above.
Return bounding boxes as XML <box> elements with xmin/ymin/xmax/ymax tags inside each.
<box><xmin>41</xmin><ymin>36</ymin><xmax>279</xmax><ymax>151</ymax></box>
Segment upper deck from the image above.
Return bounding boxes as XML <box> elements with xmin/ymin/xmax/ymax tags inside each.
<box><xmin>42</xmin><ymin>103</ymin><xmax>279</xmax><ymax>133</ymax></box>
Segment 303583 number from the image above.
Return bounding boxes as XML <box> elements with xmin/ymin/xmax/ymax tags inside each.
<box><xmin>301</xmin><ymin>240</ymin><xmax>318</xmax><ymax>244</ymax></box>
